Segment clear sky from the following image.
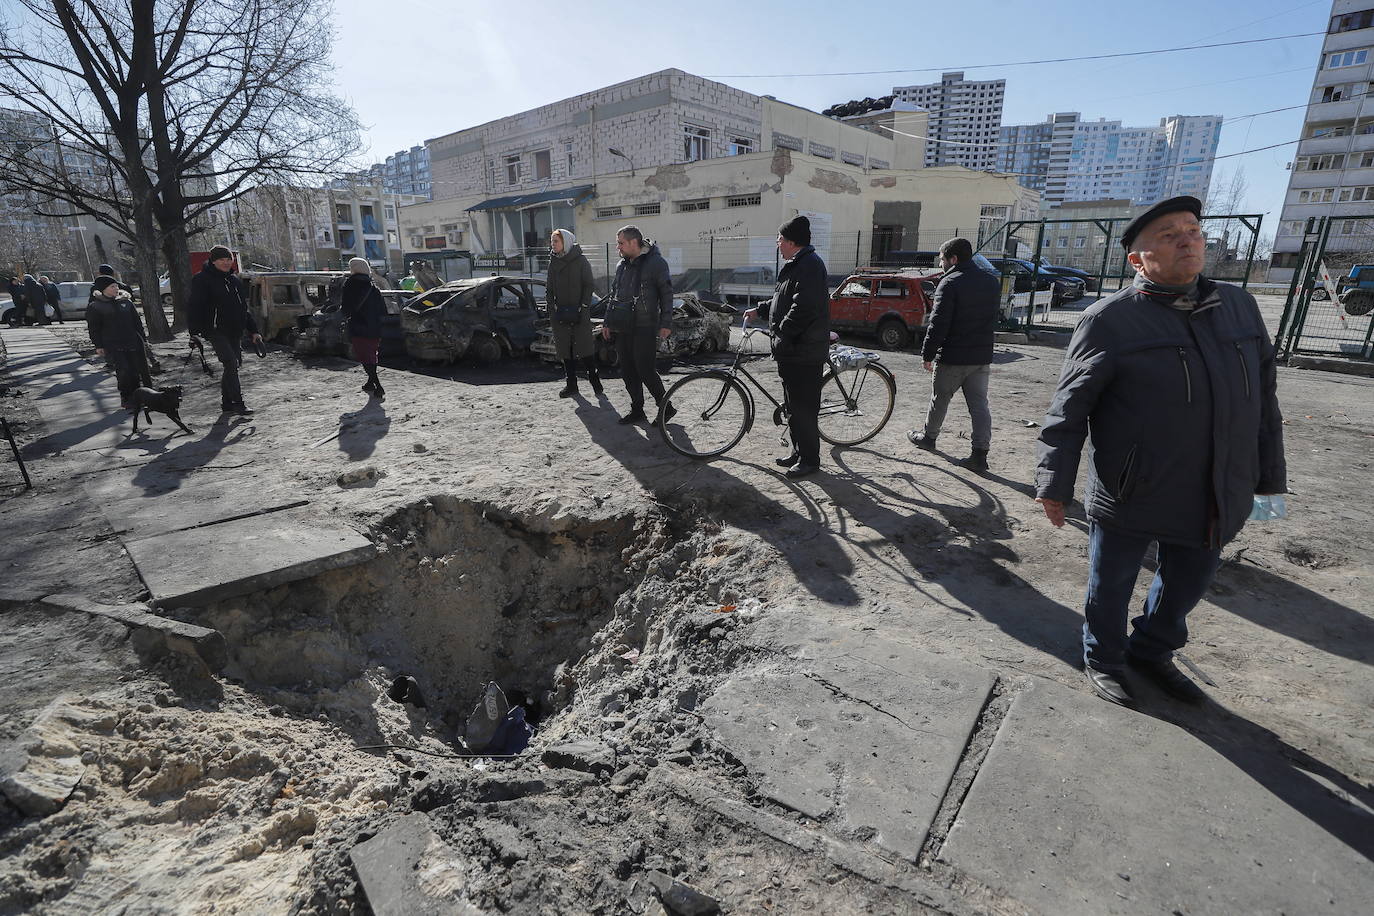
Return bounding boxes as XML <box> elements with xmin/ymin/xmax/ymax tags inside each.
<box><xmin>334</xmin><ymin>0</ymin><xmax>1331</xmax><ymax>236</ymax></box>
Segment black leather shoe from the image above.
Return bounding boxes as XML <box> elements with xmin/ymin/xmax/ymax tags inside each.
<box><xmin>784</xmin><ymin>462</ymin><xmax>820</xmax><ymax>479</ymax></box>
<box><xmin>618</xmin><ymin>409</ymin><xmax>648</xmax><ymax>425</ymax></box>
<box><xmin>907</xmin><ymin>431</ymin><xmax>937</xmax><ymax>450</ymax></box>
<box><xmin>558</xmin><ymin>384</ymin><xmax>577</xmax><ymax>398</ymax></box>
<box><xmin>1127</xmin><ymin>655</ymin><xmax>1205</xmax><ymax>704</ymax></box>
<box><xmin>1085</xmin><ymin>667</ymin><xmax>1134</xmax><ymax>707</ymax></box>
<box><xmin>658</xmin><ymin>401</ymin><xmax>677</xmax><ymax>423</ymax></box>
<box><xmin>775</xmin><ymin>453</ymin><xmax>800</xmax><ymax>468</ymax></box>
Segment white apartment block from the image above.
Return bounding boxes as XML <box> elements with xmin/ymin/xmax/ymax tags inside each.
<box><xmin>1269</xmin><ymin>1</ymin><xmax>1374</xmax><ymax>282</ymax></box>
<box><xmin>892</xmin><ymin>72</ymin><xmax>1005</xmax><ymax>171</ymax></box>
<box><xmin>1000</xmin><ymin>112</ymin><xmax>1221</xmax><ymax>208</ymax></box>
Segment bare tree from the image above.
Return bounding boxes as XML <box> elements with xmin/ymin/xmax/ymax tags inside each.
<box><xmin>0</xmin><ymin>0</ymin><xmax>361</xmax><ymax>339</ymax></box>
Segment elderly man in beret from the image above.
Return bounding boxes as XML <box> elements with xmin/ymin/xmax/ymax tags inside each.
<box><xmin>1035</xmin><ymin>196</ymin><xmax>1286</xmax><ymax>708</ymax></box>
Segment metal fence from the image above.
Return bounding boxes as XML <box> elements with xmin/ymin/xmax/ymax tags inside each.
<box><xmin>980</xmin><ymin>213</ymin><xmax>1264</xmax><ymax>333</ymax></box>
<box><xmin>1274</xmin><ymin>214</ymin><xmax>1374</xmax><ymax>362</ymax></box>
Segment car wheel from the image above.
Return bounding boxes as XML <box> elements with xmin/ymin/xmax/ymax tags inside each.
<box><xmin>1342</xmin><ymin>289</ymin><xmax>1374</xmax><ymax>317</ymax></box>
<box><xmin>471</xmin><ymin>335</ymin><xmax>502</xmax><ymax>363</ymax></box>
<box><xmin>698</xmin><ymin>336</ymin><xmax>718</xmax><ymax>355</ymax></box>
<box><xmin>876</xmin><ymin>319</ymin><xmax>909</xmax><ymax>350</ymax></box>
<box><xmin>1310</xmin><ymin>287</ymin><xmax>1329</xmax><ymax>301</ymax></box>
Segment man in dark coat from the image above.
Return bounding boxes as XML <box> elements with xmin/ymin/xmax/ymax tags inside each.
<box><xmin>1035</xmin><ymin>196</ymin><xmax>1287</xmax><ymax>708</ymax></box>
<box><xmin>40</xmin><ymin>276</ymin><xmax>65</xmax><ymax>323</ymax></box>
<box><xmin>187</xmin><ymin>245</ymin><xmax>261</xmax><ymax>414</ymax></box>
<box><xmin>341</xmin><ymin>257</ymin><xmax>386</xmax><ymax>399</ymax></box>
<box><xmin>745</xmin><ymin>215</ymin><xmax>831</xmax><ymax>478</ymax></box>
<box><xmin>908</xmin><ymin>237</ymin><xmax>1000</xmax><ymax>471</ymax></box>
<box><xmin>7</xmin><ymin>276</ymin><xmax>28</xmax><ymax>326</ymax></box>
<box><xmin>22</xmin><ymin>274</ymin><xmax>48</xmax><ymax>325</ymax></box>
<box><xmin>602</xmin><ymin>225</ymin><xmax>673</xmax><ymax>424</ymax></box>
<box><xmin>86</xmin><ymin>275</ymin><xmax>149</xmax><ymax>408</ymax></box>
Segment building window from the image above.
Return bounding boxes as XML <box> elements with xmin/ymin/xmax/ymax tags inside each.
<box><xmin>728</xmin><ymin>137</ymin><xmax>754</xmax><ymax>156</ymax></box>
<box><xmin>387</xmin><ymin>229</ymin><xmax>398</xmax><ymax>245</ymax></box>
<box><xmin>1298</xmin><ymin>154</ymin><xmax>1347</xmax><ymax>171</ymax></box>
<box><xmin>595</xmin><ymin>206</ymin><xmax>623</xmax><ymax>219</ymax></box>
<box><xmin>1330</xmin><ymin>9</ymin><xmax>1374</xmax><ymax>33</ymax></box>
<box><xmin>1056</xmin><ymin>237</ymin><xmax>1068</xmax><ymax>248</ymax></box>
<box><xmin>1326</xmin><ymin>49</ymin><xmax>1369</xmax><ymax>69</ymax></box>
<box><xmin>335</xmin><ymin>204</ymin><xmax>352</xmax><ymax>224</ymax></box>
<box><xmin>338</xmin><ymin>229</ymin><xmax>356</xmax><ymax>250</ymax></box>
<box><xmin>565</xmin><ymin>141</ymin><xmax>574</xmax><ymax>174</ymax></box>
<box><xmin>632</xmin><ymin>203</ymin><xmax>661</xmax><ymax>216</ymax></box>
<box><xmin>725</xmin><ymin>194</ymin><xmax>761</xmax><ymax>208</ymax></box>
<box><xmin>384</xmin><ymin>205</ymin><xmax>396</xmax><ymax>220</ymax></box>
<box><xmin>410</xmin><ymin>235</ymin><xmax>424</xmax><ymax>248</ymax></box>
<box><xmin>675</xmin><ymin>198</ymin><xmax>711</xmax><ymax>213</ymax></box>
<box><xmin>534</xmin><ymin>149</ymin><xmax>551</xmax><ymax>181</ymax></box>
<box><xmin>1073</xmin><ymin>236</ymin><xmax>1086</xmax><ymax>248</ymax></box>
<box><xmin>1299</xmin><ymin>188</ymin><xmax>1336</xmax><ymax>203</ymax></box>
<box><xmin>506</xmin><ymin>155</ymin><xmax>520</xmax><ymax>184</ymax></box>
<box><xmin>683</xmin><ymin>125</ymin><xmax>711</xmax><ymax>162</ymax></box>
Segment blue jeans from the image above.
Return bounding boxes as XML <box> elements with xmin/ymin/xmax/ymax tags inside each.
<box><xmin>1083</xmin><ymin>521</ymin><xmax>1221</xmax><ymax>673</ymax></box>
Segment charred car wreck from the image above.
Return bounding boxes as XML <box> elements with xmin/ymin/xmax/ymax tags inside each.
<box><xmin>401</xmin><ymin>276</ymin><xmax>547</xmax><ymax>363</ymax></box>
<box><xmin>293</xmin><ymin>288</ymin><xmax>411</xmax><ymax>359</ymax></box>
<box><xmin>531</xmin><ymin>292</ymin><xmax>736</xmax><ymax>365</ymax></box>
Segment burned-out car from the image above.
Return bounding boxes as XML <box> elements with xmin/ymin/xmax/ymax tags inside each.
<box><xmin>531</xmin><ymin>292</ymin><xmax>735</xmax><ymax>365</ymax></box>
<box><xmin>292</xmin><ymin>288</ymin><xmax>411</xmax><ymax>358</ymax></box>
<box><xmin>401</xmin><ymin>276</ymin><xmax>546</xmax><ymax>363</ymax></box>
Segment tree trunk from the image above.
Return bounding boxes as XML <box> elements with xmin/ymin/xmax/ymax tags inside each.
<box><xmin>159</xmin><ymin>226</ymin><xmax>193</xmax><ymax>332</ymax></box>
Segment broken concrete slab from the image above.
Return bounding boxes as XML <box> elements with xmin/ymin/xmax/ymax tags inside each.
<box><xmin>941</xmin><ymin>678</ymin><xmax>1374</xmax><ymax>915</ymax></box>
<box><xmin>124</xmin><ymin>507</ymin><xmax>376</xmax><ymax>609</ymax></box>
<box><xmin>350</xmin><ymin>812</ymin><xmax>486</xmax><ymax>916</ymax></box>
<box><xmin>702</xmin><ymin>619</ymin><xmax>995</xmax><ymax>862</ymax></box>
<box><xmin>0</xmin><ymin>697</ymin><xmax>87</xmax><ymax>817</ymax></box>
<box><xmin>541</xmin><ymin>740</ymin><xmax>617</xmax><ymax>776</ymax></box>
<box><xmin>40</xmin><ymin>593</ymin><xmax>228</xmax><ymax>671</ymax></box>
<box><xmin>643</xmin><ymin>869</ymin><xmax>721</xmax><ymax>916</ymax></box>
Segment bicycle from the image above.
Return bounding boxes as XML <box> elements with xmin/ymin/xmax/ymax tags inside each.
<box><xmin>658</xmin><ymin>316</ymin><xmax>896</xmax><ymax>459</ymax></box>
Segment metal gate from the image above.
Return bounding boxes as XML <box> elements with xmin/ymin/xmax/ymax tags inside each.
<box><xmin>1274</xmin><ymin>214</ymin><xmax>1374</xmax><ymax>362</ymax></box>
<box><xmin>980</xmin><ymin>213</ymin><xmax>1264</xmax><ymax>333</ymax></box>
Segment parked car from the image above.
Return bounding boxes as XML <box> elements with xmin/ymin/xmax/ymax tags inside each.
<box><xmin>828</xmin><ymin>268</ymin><xmax>939</xmax><ymax>349</ymax></box>
<box><xmin>986</xmin><ymin>257</ymin><xmax>1085</xmax><ymax>302</ymax></box>
<box><xmin>531</xmin><ymin>292</ymin><xmax>736</xmax><ymax>365</ymax></box>
<box><xmin>240</xmin><ymin>271</ymin><xmax>348</xmax><ymax>342</ymax></box>
<box><xmin>1038</xmin><ymin>261</ymin><xmax>1097</xmax><ymax>292</ymax></box>
<box><xmin>401</xmin><ymin>275</ymin><xmax>547</xmax><ymax>363</ymax></box>
<box><xmin>293</xmin><ymin>288</ymin><xmax>411</xmax><ymax>358</ymax></box>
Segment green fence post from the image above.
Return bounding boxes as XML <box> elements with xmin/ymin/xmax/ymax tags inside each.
<box><xmin>1095</xmin><ymin>219</ymin><xmax>1113</xmax><ymax>297</ymax></box>
<box><xmin>1240</xmin><ymin>215</ymin><xmax>1262</xmax><ymax>291</ymax></box>
<box><xmin>1273</xmin><ymin>239</ymin><xmax>1308</xmax><ymax>354</ymax></box>
<box><xmin>1025</xmin><ymin>221</ymin><xmax>1046</xmax><ymax>332</ymax></box>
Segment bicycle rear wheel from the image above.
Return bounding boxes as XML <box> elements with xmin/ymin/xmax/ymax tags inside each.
<box><xmin>659</xmin><ymin>371</ymin><xmax>754</xmax><ymax>458</ymax></box>
<box><xmin>817</xmin><ymin>361</ymin><xmax>895</xmax><ymax>446</ymax></box>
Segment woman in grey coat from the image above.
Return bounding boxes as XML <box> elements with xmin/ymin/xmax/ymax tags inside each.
<box><xmin>547</xmin><ymin>229</ymin><xmax>602</xmax><ymax>398</ymax></box>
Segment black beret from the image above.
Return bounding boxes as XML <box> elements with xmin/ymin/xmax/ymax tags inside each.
<box><xmin>779</xmin><ymin>215</ymin><xmax>811</xmax><ymax>246</ymax></box>
<box><xmin>1120</xmin><ymin>196</ymin><xmax>1202</xmax><ymax>251</ymax></box>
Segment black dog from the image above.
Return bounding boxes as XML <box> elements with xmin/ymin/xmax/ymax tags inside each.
<box><xmin>131</xmin><ymin>385</ymin><xmax>193</xmax><ymax>435</ymax></box>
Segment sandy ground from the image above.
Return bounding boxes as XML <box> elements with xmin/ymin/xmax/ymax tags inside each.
<box><xmin>0</xmin><ymin>300</ymin><xmax>1370</xmax><ymax>914</ymax></box>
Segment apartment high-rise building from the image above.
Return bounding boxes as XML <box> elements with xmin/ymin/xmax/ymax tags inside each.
<box><xmin>998</xmin><ymin>112</ymin><xmax>1221</xmax><ymax>208</ymax></box>
<box><xmin>1269</xmin><ymin>1</ymin><xmax>1374</xmax><ymax>282</ymax></box>
<box><xmin>892</xmin><ymin>71</ymin><xmax>1005</xmax><ymax>170</ymax></box>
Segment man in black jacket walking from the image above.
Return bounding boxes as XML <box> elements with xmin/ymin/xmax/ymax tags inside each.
<box><xmin>908</xmin><ymin>237</ymin><xmax>1000</xmax><ymax>471</ymax></box>
<box><xmin>187</xmin><ymin>246</ymin><xmax>262</xmax><ymax>414</ymax></box>
<box><xmin>1035</xmin><ymin>196</ymin><xmax>1286</xmax><ymax>708</ymax></box>
<box><xmin>40</xmin><ymin>276</ymin><xmax>65</xmax><ymax>323</ymax></box>
<box><xmin>746</xmin><ymin>216</ymin><xmax>831</xmax><ymax>478</ymax></box>
<box><xmin>602</xmin><ymin>226</ymin><xmax>674</xmax><ymax>425</ymax></box>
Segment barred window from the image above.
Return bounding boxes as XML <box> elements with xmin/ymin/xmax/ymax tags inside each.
<box><xmin>633</xmin><ymin>203</ymin><xmax>661</xmax><ymax>216</ymax></box>
<box><xmin>725</xmin><ymin>194</ymin><xmax>761</xmax><ymax>208</ymax></box>
<box><xmin>595</xmin><ymin>206</ymin><xmax>623</xmax><ymax>219</ymax></box>
<box><xmin>675</xmin><ymin>198</ymin><xmax>711</xmax><ymax>213</ymax></box>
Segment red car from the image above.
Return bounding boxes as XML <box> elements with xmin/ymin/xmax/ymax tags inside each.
<box><xmin>828</xmin><ymin>268</ymin><xmax>939</xmax><ymax>349</ymax></box>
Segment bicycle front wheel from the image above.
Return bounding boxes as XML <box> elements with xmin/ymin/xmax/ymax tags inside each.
<box><xmin>659</xmin><ymin>371</ymin><xmax>754</xmax><ymax>458</ymax></box>
<box><xmin>818</xmin><ymin>361</ymin><xmax>896</xmax><ymax>446</ymax></box>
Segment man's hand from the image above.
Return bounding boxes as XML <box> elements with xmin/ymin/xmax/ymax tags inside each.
<box><xmin>923</xmin><ymin>361</ymin><xmax>933</xmax><ymax>372</ymax></box>
<box><xmin>95</xmin><ymin>347</ymin><xmax>105</xmax><ymax>357</ymax></box>
<box><xmin>743</xmin><ymin>307</ymin><xmax>758</xmax><ymax>322</ymax></box>
<box><xmin>659</xmin><ymin>327</ymin><xmax>671</xmax><ymax>340</ymax></box>
<box><xmin>600</xmin><ymin>326</ymin><xmax>611</xmax><ymax>341</ymax></box>
<box><xmin>1036</xmin><ymin>497</ymin><xmax>1066</xmax><ymax>528</ymax></box>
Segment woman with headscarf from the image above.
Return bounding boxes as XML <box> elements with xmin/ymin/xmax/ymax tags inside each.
<box><xmin>546</xmin><ymin>229</ymin><xmax>602</xmax><ymax>399</ymax></box>
<box><xmin>341</xmin><ymin>257</ymin><xmax>387</xmax><ymax>399</ymax></box>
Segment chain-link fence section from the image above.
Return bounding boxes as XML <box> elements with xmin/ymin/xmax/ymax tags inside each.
<box><xmin>1275</xmin><ymin>214</ymin><xmax>1374</xmax><ymax>362</ymax></box>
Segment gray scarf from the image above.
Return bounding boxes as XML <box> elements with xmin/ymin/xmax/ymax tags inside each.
<box><xmin>1133</xmin><ymin>273</ymin><xmax>1200</xmax><ymax>311</ymax></box>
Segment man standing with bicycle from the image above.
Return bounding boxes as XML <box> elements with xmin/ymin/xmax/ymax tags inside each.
<box><xmin>745</xmin><ymin>215</ymin><xmax>830</xmax><ymax>479</ymax></box>
<box><xmin>908</xmin><ymin>237</ymin><xmax>1000</xmax><ymax>472</ymax></box>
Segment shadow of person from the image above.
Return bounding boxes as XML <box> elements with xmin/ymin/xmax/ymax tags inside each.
<box><xmin>337</xmin><ymin>398</ymin><xmax>391</xmax><ymax>462</ymax></box>
<box><xmin>1204</xmin><ymin>557</ymin><xmax>1374</xmax><ymax>667</ymax></box>
<box><xmin>573</xmin><ymin>401</ymin><xmax>860</xmax><ymax>607</ymax></box>
<box><xmin>822</xmin><ymin>452</ymin><xmax>1085</xmax><ymax>667</ymax></box>
<box><xmin>131</xmin><ymin>416</ymin><xmax>255</xmax><ymax>494</ymax></box>
<box><xmin>1146</xmin><ymin>695</ymin><xmax>1374</xmax><ymax>861</ymax></box>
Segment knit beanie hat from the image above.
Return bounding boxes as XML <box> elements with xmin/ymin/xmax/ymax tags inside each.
<box><xmin>92</xmin><ymin>275</ymin><xmax>118</xmax><ymax>294</ymax></box>
<box><xmin>779</xmin><ymin>215</ymin><xmax>811</xmax><ymax>246</ymax></box>
<box><xmin>349</xmin><ymin>257</ymin><xmax>371</xmax><ymax>274</ymax></box>
<box><xmin>208</xmin><ymin>245</ymin><xmax>233</xmax><ymax>261</ymax></box>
